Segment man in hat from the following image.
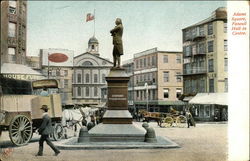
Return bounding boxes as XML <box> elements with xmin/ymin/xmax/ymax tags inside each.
<box><xmin>36</xmin><ymin>105</ymin><xmax>60</xmax><ymax>156</ymax></box>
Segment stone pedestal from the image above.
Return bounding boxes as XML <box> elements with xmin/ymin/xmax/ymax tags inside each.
<box><xmin>88</xmin><ymin>68</ymin><xmax>146</xmax><ymax>142</ymax></box>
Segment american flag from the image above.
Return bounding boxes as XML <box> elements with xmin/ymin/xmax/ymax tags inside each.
<box><xmin>86</xmin><ymin>13</ymin><xmax>94</xmax><ymax>22</ymax></box>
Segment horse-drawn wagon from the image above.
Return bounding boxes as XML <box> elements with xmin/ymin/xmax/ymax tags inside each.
<box><xmin>0</xmin><ymin>79</ymin><xmax>64</xmax><ymax>146</ymax></box>
<box><xmin>139</xmin><ymin>110</ymin><xmax>187</xmax><ymax>128</ymax></box>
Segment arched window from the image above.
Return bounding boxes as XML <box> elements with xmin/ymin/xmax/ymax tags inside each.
<box><xmin>94</xmin><ymin>74</ymin><xmax>98</xmax><ymax>83</ymax></box>
<box><xmin>82</xmin><ymin>61</ymin><xmax>93</xmax><ymax>66</ymax></box>
<box><xmin>77</xmin><ymin>73</ymin><xmax>81</xmax><ymax>83</ymax></box>
<box><xmin>85</xmin><ymin>87</ymin><xmax>89</xmax><ymax>97</ymax></box>
<box><xmin>86</xmin><ymin>73</ymin><xmax>90</xmax><ymax>83</ymax></box>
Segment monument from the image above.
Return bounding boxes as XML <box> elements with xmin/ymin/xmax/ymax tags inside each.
<box><xmin>87</xmin><ymin>18</ymin><xmax>146</xmax><ymax>142</ymax></box>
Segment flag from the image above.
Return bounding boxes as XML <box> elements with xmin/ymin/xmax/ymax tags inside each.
<box><xmin>86</xmin><ymin>13</ymin><xmax>94</xmax><ymax>22</ymax></box>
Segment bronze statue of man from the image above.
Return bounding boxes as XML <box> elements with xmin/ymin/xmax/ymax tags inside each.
<box><xmin>110</xmin><ymin>18</ymin><xmax>123</xmax><ymax>68</ymax></box>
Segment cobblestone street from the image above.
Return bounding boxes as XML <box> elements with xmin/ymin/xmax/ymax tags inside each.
<box><xmin>1</xmin><ymin>122</ymin><xmax>227</xmax><ymax>161</ymax></box>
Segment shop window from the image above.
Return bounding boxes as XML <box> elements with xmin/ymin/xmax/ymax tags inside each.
<box><xmin>205</xmin><ymin>106</ymin><xmax>210</xmax><ymax>117</ymax></box>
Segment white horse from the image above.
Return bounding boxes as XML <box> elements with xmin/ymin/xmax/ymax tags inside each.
<box><xmin>61</xmin><ymin>107</ymin><xmax>98</xmax><ymax>138</ymax></box>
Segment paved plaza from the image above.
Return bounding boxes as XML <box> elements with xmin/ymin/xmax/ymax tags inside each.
<box><xmin>0</xmin><ymin>122</ymin><xmax>227</xmax><ymax>161</ymax></box>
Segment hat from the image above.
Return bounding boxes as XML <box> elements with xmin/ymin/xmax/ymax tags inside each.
<box><xmin>40</xmin><ymin>105</ymin><xmax>49</xmax><ymax>111</ymax></box>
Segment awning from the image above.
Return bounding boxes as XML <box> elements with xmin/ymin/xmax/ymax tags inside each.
<box><xmin>135</xmin><ymin>100</ymin><xmax>186</xmax><ymax>106</ymax></box>
<box><xmin>189</xmin><ymin>93</ymin><xmax>228</xmax><ymax>106</ymax></box>
<box><xmin>183</xmin><ymin>96</ymin><xmax>194</xmax><ymax>102</ymax></box>
<box><xmin>1</xmin><ymin>63</ymin><xmax>45</xmax><ymax>81</ymax></box>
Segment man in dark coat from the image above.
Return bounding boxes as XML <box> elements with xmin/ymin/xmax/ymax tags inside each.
<box><xmin>110</xmin><ymin>18</ymin><xmax>123</xmax><ymax>68</ymax></box>
<box><xmin>36</xmin><ymin>105</ymin><xmax>60</xmax><ymax>156</ymax></box>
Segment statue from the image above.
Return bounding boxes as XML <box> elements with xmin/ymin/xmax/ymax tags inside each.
<box><xmin>110</xmin><ymin>18</ymin><xmax>123</xmax><ymax>68</ymax></box>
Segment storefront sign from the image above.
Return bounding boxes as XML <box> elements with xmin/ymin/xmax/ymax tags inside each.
<box><xmin>2</xmin><ymin>74</ymin><xmax>43</xmax><ymax>81</ymax></box>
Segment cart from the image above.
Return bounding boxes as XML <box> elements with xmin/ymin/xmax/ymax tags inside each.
<box><xmin>0</xmin><ymin>79</ymin><xmax>64</xmax><ymax>146</ymax></box>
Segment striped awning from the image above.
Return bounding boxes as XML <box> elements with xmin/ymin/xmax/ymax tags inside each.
<box><xmin>135</xmin><ymin>100</ymin><xmax>186</xmax><ymax>106</ymax></box>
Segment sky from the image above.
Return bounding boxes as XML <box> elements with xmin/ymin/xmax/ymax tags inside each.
<box><xmin>27</xmin><ymin>1</ymin><xmax>226</xmax><ymax>62</ymax></box>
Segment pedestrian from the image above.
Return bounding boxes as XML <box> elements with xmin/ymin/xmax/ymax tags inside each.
<box><xmin>36</xmin><ymin>105</ymin><xmax>60</xmax><ymax>156</ymax></box>
<box><xmin>186</xmin><ymin>111</ymin><xmax>195</xmax><ymax>128</ymax></box>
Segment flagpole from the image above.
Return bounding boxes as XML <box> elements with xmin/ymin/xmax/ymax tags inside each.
<box><xmin>94</xmin><ymin>9</ymin><xmax>95</xmax><ymax>37</ymax></box>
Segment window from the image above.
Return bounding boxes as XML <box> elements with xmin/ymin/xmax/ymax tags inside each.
<box><xmin>82</xmin><ymin>61</ymin><xmax>93</xmax><ymax>66</ymax></box>
<box><xmin>163</xmin><ymin>55</ymin><xmax>168</xmax><ymax>63</ymax></box>
<box><xmin>176</xmin><ymin>88</ymin><xmax>182</xmax><ymax>98</ymax></box>
<box><xmin>207</xmin><ymin>23</ymin><xmax>213</xmax><ymax>35</ymax></box>
<box><xmin>94</xmin><ymin>74</ymin><xmax>98</xmax><ymax>83</ymax></box>
<box><xmin>163</xmin><ymin>89</ymin><xmax>169</xmax><ymax>98</ymax></box>
<box><xmin>148</xmin><ymin>57</ymin><xmax>151</xmax><ymax>66</ymax></box>
<box><xmin>224</xmin><ymin>40</ymin><xmax>227</xmax><ymax>51</ymax></box>
<box><xmin>94</xmin><ymin>87</ymin><xmax>98</xmax><ymax>97</ymax></box>
<box><xmin>140</xmin><ymin>59</ymin><xmax>143</xmax><ymax>68</ymax></box>
<box><xmin>198</xmin><ymin>43</ymin><xmax>205</xmax><ymax>54</ymax></box>
<box><xmin>176</xmin><ymin>72</ymin><xmax>181</xmax><ymax>82</ymax></box>
<box><xmin>77</xmin><ymin>74</ymin><xmax>81</xmax><ymax>83</ymax></box>
<box><xmin>207</xmin><ymin>41</ymin><xmax>214</xmax><ymax>53</ymax></box>
<box><xmin>144</xmin><ymin>58</ymin><xmax>146</xmax><ymax>67</ymax></box>
<box><xmin>56</xmin><ymin>70</ymin><xmax>60</xmax><ymax>76</ymax></box>
<box><xmin>9</xmin><ymin>1</ymin><xmax>16</xmax><ymax>14</ymax></box>
<box><xmin>224</xmin><ymin>22</ymin><xmax>227</xmax><ymax>33</ymax></box>
<box><xmin>86</xmin><ymin>73</ymin><xmax>90</xmax><ymax>83</ymax></box>
<box><xmin>152</xmin><ymin>72</ymin><xmax>156</xmax><ymax>83</ymax></box>
<box><xmin>8</xmin><ymin>48</ymin><xmax>15</xmax><ymax>55</ymax></box>
<box><xmin>152</xmin><ymin>56</ymin><xmax>156</xmax><ymax>66</ymax></box>
<box><xmin>176</xmin><ymin>55</ymin><xmax>181</xmax><ymax>64</ymax></box>
<box><xmin>77</xmin><ymin>87</ymin><xmax>81</xmax><ymax>96</ymax></box>
<box><xmin>208</xmin><ymin>59</ymin><xmax>214</xmax><ymax>72</ymax></box>
<box><xmin>163</xmin><ymin>72</ymin><xmax>169</xmax><ymax>82</ymax></box>
<box><xmin>91</xmin><ymin>45</ymin><xmax>95</xmax><ymax>50</ymax></box>
<box><xmin>64</xmin><ymin>70</ymin><xmax>68</xmax><ymax>76</ymax></box>
<box><xmin>85</xmin><ymin>87</ymin><xmax>90</xmax><ymax>97</ymax></box>
<box><xmin>8</xmin><ymin>23</ymin><xmax>16</xmax><ymax>37</ymax></box>
<box><xmin>225</xmin><ymin>78</ymin><xmax>228</xmax><ymax>92</ymax></box>
<box><xmin>199</xmin><ymin>25</ymin><xmax>204</xmax><ymax>36</ymax></box>
<box><xmin>136</xmin><ymin>60</ymin><xmax>139</xmax><ymax>69</ymax></box>
<box><xmin>199</xmin><ymin>79</ymin><xmax>205</xmax><ymax>92</ymax></box>
<box><xmin>224</xmin><ymin>58</ymin><xmax>228</xmax><ymax>72</ymax></box>
<box><xmin>184</xmin><ymin>46</ymin><xmax>191</xmax><ymax>57</ymax></box>
<box><xmin>205</xmin><ymin>106</ymin><xmax>210</xmax><ymax>117</ymax></box>
<box><xmin>102</xmin><ymin>74</ymin><xmax>106</xmax><ymax>83</ymax></box>
<box><xmin>209</xmin><ymin>79</ymin><xmax>214</xmax><ymax>93</ymax></box>
<box><xmin>64</xmin><ymin>79</ymin><xmax>68</xmax><ymax>88</ymax></box>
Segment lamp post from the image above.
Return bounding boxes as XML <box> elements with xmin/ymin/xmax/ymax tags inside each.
<box><xmin>144</xmin><ymin>82</ymin><xmax>148</xmax><ymax>112</ymax></box>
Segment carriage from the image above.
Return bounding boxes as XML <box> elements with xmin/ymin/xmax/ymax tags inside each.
<box><xmin>139</xmin><ymin>110</ymin><xmax>187</xmax><ymax>128</ymax></box>
<box><xmin>0</xmin><ymin>78</ymin><xmax>64</xmax><ymax>146</ymax></box>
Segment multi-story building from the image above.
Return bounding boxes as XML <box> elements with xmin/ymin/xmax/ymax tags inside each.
<box><xmin>1</xmin><ymin>0</ymin><xmax>27</xmax><ymax>65</ymax></box>
<box><xmin>132</xmin><ymin>48</ymin><xmax>184</xmax><ymax>112</ymax></box>
<box><xmin>72</xmin><ymin>37</ymin><xmax>113</xmax><ymax>106</ymax></box>
<box><xmin>40</xmin><ymin>48</ymin><xmax>74</xmax><ymax>106</ymax></box>
<box><xmin>122</xmin><ymin>58</ymin><xmax>134</xmax><ymax>110</ymax></box>
<box><xmin>182</xmin><ymin>7</ymin><xmax>228</xmax><ymax>121</ymax></box>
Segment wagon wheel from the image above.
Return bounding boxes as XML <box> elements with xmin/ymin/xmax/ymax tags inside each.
<box><xmin>161</xmin><ymin>117</ymin><xmax>174</xmax><ymax>128</ymax></box>
<box><xmin>176</xmin><ymin>115</ymin><xmax>187</xmax><ymax>128</ymax></box>
<box><xmin>52</xmin><ymin>123</ymin><xmax>64</xmax><ymax>141</ymax></box>
<box><xmin>9</xmin><ymin>115</ymin><xmax>33</xmax><ymax>146</ymax></box>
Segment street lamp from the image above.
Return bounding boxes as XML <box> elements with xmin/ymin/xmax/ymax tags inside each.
<box><xmin>144</xmin><ymin>82</ymin><xmax>148</xmax><ymax>112</ymax></box>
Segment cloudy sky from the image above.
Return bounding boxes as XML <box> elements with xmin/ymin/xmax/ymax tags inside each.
<box><xmin>27</xmin><ymin>1</ymin><xmax>226</xmax><ymax>62</ymax></box>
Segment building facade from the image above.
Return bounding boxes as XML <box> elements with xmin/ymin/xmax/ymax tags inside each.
<box><xmin>72</xmin><ymin>37</ymin><xmax>113</xmax><ymax>106</ymax></box>
<box><xmin>40</xmin><ymin>48</ymin><xmax>74</xmax><ymax>106</ymax></box>
<box><xmin>1</xmin><ymin>0</ymin><xmax>27</xmax><ymax>65</ymax></box>
<box><xmin>182</xmin><ymin>7</ymin><xmax>228</xmax><ymax>121</ymax></box>
<box><xmin>131</xmin><ymin>48</ymin><xmax>183</xmax><ymax>112</ymax></box>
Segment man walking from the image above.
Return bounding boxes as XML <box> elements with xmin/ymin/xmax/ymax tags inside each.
<box><xmin>36</xmin><ymin>105</ymin><xmax>60</xmax><ymax>156</ymax></box>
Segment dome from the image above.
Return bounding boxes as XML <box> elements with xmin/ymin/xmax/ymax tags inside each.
<box><xmin>88</xmin><ymin>36</ymin><xmax>98</xmax><ymax>44</ymax></box>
